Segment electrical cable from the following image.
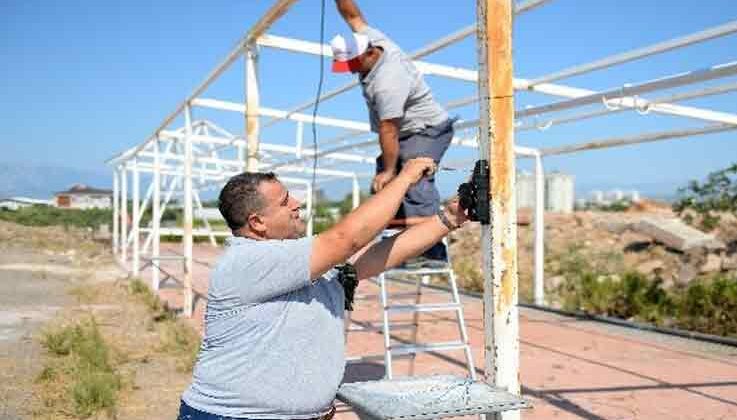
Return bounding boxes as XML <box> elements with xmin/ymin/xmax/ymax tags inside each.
<box><xmin>308</xmin><ymin>0</ymin><xmax>327</xmax><ymax>217</ymax></box>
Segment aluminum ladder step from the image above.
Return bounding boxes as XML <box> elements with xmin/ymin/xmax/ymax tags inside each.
<box><xmin>347</xmin><ymin>323</ymin><xmax>417</xmax><ymax>333</ymax></box>
<box><xmin>346</xmin><ymin>353</ymin><xmax>413</xmax><ymax>363</ymax></box>
<box><xmin>386</xmin><ymin>302</ymin><xmax>461</xmax><ymax>314</ymax></box>
<box><xmin>390</xmin><ymin>341</ymin><xmax>469</xmax><ymax>356</ymax></box>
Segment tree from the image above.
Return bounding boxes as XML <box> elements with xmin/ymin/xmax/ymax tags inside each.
<box><xmin>673</xmin><ymin>163</ymin><xmax>737</xmax><ymax>231</ymax></box>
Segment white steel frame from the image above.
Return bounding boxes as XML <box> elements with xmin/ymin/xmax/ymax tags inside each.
<box><xmin>107</xmin><ymin>0</ymin><xmax>736</xmax><ymax>415</ymax></box>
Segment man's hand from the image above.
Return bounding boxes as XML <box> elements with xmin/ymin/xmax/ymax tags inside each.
<box><xmin>396</xmin><ymin>157</ymin><xmax>436</xmax><ymax>186</ymax></box>
<box><xmin>372</xmin><ymin>170</ymin><xmax>395</xmax><ymax>193</ymax></box>
<box><xmin>444</xmin><ymin>196</ymin><xmax>469</xmax><ymax>228</ymax></box>
<box><xmin>335</xmin><ymin>0</ymin><xmax>368</xmax><ymax>32</ymax></box>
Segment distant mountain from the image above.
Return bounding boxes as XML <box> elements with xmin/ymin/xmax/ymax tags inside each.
<box><xmin>0</xmin><ymin>162</ymin><xmax>111</xmax><ymax>199</ymax></box>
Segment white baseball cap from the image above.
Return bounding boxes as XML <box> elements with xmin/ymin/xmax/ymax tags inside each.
<box><xmin>330</xmin><ymin>33</ymin><xmax>370</xmax><ymax>73</ymax></box>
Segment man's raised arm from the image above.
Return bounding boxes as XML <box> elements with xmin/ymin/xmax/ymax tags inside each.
<box><xmin>310</xmin><ymin>158</ymin><xmax>435</xmax><ymax>280</ymax></box>
<box><xmin>335</xmin><ymin>0</ymin><xmax>368</xmax><ymax>32</ymax></box>
<box><xmin>352</xmin><ymin>198</ymin><xmax>469</xmax><ymax>280</ymax></box>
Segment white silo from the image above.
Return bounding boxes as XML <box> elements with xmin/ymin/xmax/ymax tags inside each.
<box><xmin>516</xmin><ymin>171</ymin><xmax>537</xmax><ymax>210</ymax></box>
<box><xmin>545</xmin><ymin>172</ymin><xmax>575</xmax><ymax>213</ymax></box>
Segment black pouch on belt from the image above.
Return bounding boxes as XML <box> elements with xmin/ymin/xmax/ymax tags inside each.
<box><xmin>336</xmin><ymin>263</ymin><xmax>359</xmax><ymax>311</ymax></box>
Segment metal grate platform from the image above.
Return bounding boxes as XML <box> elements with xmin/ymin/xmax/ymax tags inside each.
<box><xmin>337</xmin><ymin>375</ymin><xmax>530</xmax><ymax>420</ymax></box>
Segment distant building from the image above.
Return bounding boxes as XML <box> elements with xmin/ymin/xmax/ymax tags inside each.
<box><xmin>608</xmin><ymin>189</ymin><xmax>625</xmax><ymax>201</ymax></box>
<box><xmin>0</xmin><ymin>197</ymin><xmax>52</xmax><ymax>210</ymax></box>
<box><xmin>55</xmin><ymin>184</ymin><xmax>112</xmax><ymax>209</ymax></box>
<box><xmin>516</xmin><ymin>171</ymin><xmax>536</xmax><ymax>210</ymax></box>
<box><xmin>545</xmin><ymin>172</ymin><xmax>575</xmax><ymax>213</ymax></box>
<box><xmin>590</xmin><ymin>190</ymin><xmax>605</xmax><ymax>204</ymax></box>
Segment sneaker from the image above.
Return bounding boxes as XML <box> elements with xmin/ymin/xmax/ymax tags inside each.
<box><xmin>422</xmin><ymin>242</ymin><xmax>448</xmax><ymax>261</ymax></box>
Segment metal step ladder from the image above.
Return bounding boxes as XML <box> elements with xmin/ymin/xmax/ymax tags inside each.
<box><xmin>346</xmin><ymin>237</ymin><xmax>477</xmax><ymax>380</ymax></box>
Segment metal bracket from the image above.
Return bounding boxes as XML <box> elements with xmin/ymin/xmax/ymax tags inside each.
<box><xmin>457</xmin><ymin>159</ymin><xmax>490</xmax><ymax>225</ymax></box>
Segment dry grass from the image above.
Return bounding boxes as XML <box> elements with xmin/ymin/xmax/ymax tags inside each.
<box><xmin>36</xmin><ymin>317</ymin><xmax>122</xmax><ymax>418</ymax></box>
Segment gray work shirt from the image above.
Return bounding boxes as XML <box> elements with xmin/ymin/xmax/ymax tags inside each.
<box><xmin>181</xmin><ymin>236</ymin><xmax>345</xmax><ymax>419</ymax></box>
<box><xmin>359</xmin><ymin>26</ymin><xmax>448</xmax><ymax>137</ymax></box>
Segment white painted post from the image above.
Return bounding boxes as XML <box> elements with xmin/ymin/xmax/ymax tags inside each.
<box><xmin>352</xmin><ymin>175</ymin><xmax>360</xmax><ymax>210</ymax></box>
<box><xmin>306</xmin><ymin>184</ymin><xmax>314</xmax><ymax>236</ymax></box>
<box><xmin>121</xmin><ymin>167</ymin><xmax>128</xmax><ymax>268</ymax></box>
<box><xmin>533</xmin><ymin>153</ymin><xmax>545</xmax><ymax>306</ymax></box>
<box><xmin>477</xmin><ymin>1</ymin><xmax>521</xmax><ymax>419</ymax></box>
<box><xmin>112</xmin><ymin>169</ymin><xmax>119</xmax><ymax>255</ymax></box>
<box><xmin>132</xmin><ymin>160</ymin><xmax>141</xmax><ymax>276</ymax></box>
<box><xmin>295</xmin><ymin>121</ymin><xmax>304</xmax><ymax>159</ymax></box>
<box><xmin>183</xmin><ymin>105</ymin><xmax>195</xmax><ymax>318</ymax></box>
<box><xmin>152</xmin><ymin>137</ymin><xmax>162</xmax><ymax>291</ymax></box>
<box><xmin>193</xmin><ymin>189</ymin><xmax>217</xmax><ymax>247</ymax></box>
<box><xmin>245</xmin><ymin>45</ymin><xmax>261</xmax><ymax>172</ymax></box>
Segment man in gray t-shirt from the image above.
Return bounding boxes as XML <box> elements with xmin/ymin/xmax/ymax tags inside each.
<box><xmin>331</xmin><ymin>0</ymin><xmax>454</xmax><ymax>263</ymax></box>
<box><xmin>179</xmin><ymin>158</ymin><xmax>470</xmax><ymax>419</ymax></box>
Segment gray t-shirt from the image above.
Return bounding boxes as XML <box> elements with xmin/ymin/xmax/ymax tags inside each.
<box><xmin>182</xmin><ymin>236</ymin><xmax>345</xmax><ymax>419</ymax></box>
<box><xmin>359</xmin><ymin>26</ymin><xmax>448</xmax><ymax>137</ymax></box>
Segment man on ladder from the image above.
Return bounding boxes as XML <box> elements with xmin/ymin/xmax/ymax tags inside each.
<box><xmin>331</xmin><ymin>0</ymin><xmax>455</xmax><ymax>267</ymax></box>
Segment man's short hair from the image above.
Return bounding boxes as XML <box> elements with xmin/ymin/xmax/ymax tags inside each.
<box><xmin>218</xmin><ymin>172</ymin><xmax>278</xmax><ymax>232</ymax></box>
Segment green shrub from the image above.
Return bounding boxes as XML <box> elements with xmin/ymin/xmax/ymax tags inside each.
<box><xmin>673</xmin><ymin>162</ymin><xmax>737</xmax><ymax>231</ymax></box>
<box><xmin>128</xmin><ymin>278</ymin><xmax>176</xmax><ymax>322</ymax></box>
<box><xmin>675</xmin><ymin>275</ymin><xmax>737</xmax><ymax>337</ymax></box>
<box><xmin>0</xmin><ymin>205</ymin><xmax>112</xmax><ymax>229</ymax></box>
<box><xmin>72</xmin><ymin>370</ymin><xmax>120</xmax><ymax>418</ymax></box>
<box><xmin>39</xmin><ymin>318</ymin><xmax>121</xmax><ymax>417</ymax></box>
<box><xmin>552</xmin><ymin>243</ymin><xmax>737</xmax><ymax>337</ymax></box>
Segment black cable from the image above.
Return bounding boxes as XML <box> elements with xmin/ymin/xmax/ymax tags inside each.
<box><xmin>309</xmin><ymin>0</ymin><xmax>327</xmax><ymax>214</ymax></box>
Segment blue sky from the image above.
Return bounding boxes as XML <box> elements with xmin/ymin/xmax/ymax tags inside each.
<box><xmin>1</xmin><ymin>0</ymin><xmax>736</xmax><ymax>200</ymax></box>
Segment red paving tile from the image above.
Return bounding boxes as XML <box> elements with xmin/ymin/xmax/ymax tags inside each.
<box><xmin>130</xmin><ymin>244</ymin><xmax>737</xmax><ymax>419</ymax></box>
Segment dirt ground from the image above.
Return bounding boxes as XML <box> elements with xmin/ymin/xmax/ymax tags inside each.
<box><xmin>0</xmin><ymin>222</ymin><xmax>191</xmax><ymax>419</ymax></box>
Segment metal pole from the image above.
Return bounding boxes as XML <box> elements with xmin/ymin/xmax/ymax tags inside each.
<box><xmin>193</xmin><ymin>189</ymin><xmax>218</xmax><ymax>247</ymax></box>
<box><xmin>517</xmin><ymin>61</ymin><xmax>737</xmax><ymax>119</ymax></box>
<box><xmin>352</xmin><ymin>175</ymin><xmax>360</xmax><ymax>210</ymax></box>
<box><xmin>295</xmin><ymin>121</ymin><xmax>304</xmax><ymax>159</ymax></box>
<box><xmin>541</xmin><ymin>123</ymin><xmax>737</xmax><ymax>156</ymax></box>
<box><xmin>526</xmin><ymin>20</ymin><xmax>737</xmax><ymax>87</ymax></box>
<box><xmin>121</xmin><ymin>167</ymin><xmax>128</xmax><ymax>268</ymax></box>
<box><xmin>112</xmin><ymin>168</ymin><xmax>119</xmax><ymax>255</ymax></box>
<box><xmin>245</xmin><ymin>45</ymin><xmax>261</xmax><ymax>172</ymax></box>
<box><xmin>152</xmin><ymin>137</ymin><xmax>161</xmax><ymax>291</ymax></box>
<box><xmin>533</xmin><ymin>153</ymin><xmax>545</xmax><ymax>306</ymax></box>
<box><xmin>143</xmin><ymin>175</ymin><xmax>180</xmax><ymax>254</ymax></box>
<box><xmin>306</xmin><ymin>184</ymin><xmax>314</xmax><ymax>236</ymax></box>
<box><xmin>132</xmin><ymin>160</ymin><xmax>141</xmax><ymax>276</ymax></box>
<box><xmin>478</xmin><ymin>2</ymin><xmax>520</xmax><ymax>420</ymax></box>
<box><xmin>183</xmin><ymin>104</ymin><xmax>195</xmax><ymax>318</ymax></box>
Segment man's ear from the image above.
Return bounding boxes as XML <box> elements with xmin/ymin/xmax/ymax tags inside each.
<box><xmin>247</xmin><ymin>213</ymin><xmax>267</xmax><ymax>235</ymax></box>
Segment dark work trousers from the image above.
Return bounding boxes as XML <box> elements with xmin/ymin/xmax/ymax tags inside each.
<box><xmin>178</xmin><ymin>400</ymin><xmax>334</xmax><ymax>420</ymax></box>
<box><xmin>375</xmin><ymin>118</ymin><xmax>455</xmax><ymax>260</ymax></box>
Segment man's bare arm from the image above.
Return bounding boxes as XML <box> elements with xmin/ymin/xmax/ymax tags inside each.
<box><xmin>353</xmin><ymin>199</ymin><xmax>468</xmax><ymax>279</ymax></box>
<box><xmin>310</xmin><ymin>158</ymin><xmax>435</xmax><ymax>280</ymax></box>
<box><xmin>372</xmin><ymin>118</ymin><xmax>401</xmax><ymax>192</ymax></box>
<box><xmin>378</xmin><ymin>119</ymin><xmax>400</xmax><ymax>172</ymax></box>
<box><xmin>335</xmin><ymin>0</ymin><xmax>368</xmax><ymax>32</ymax></box>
